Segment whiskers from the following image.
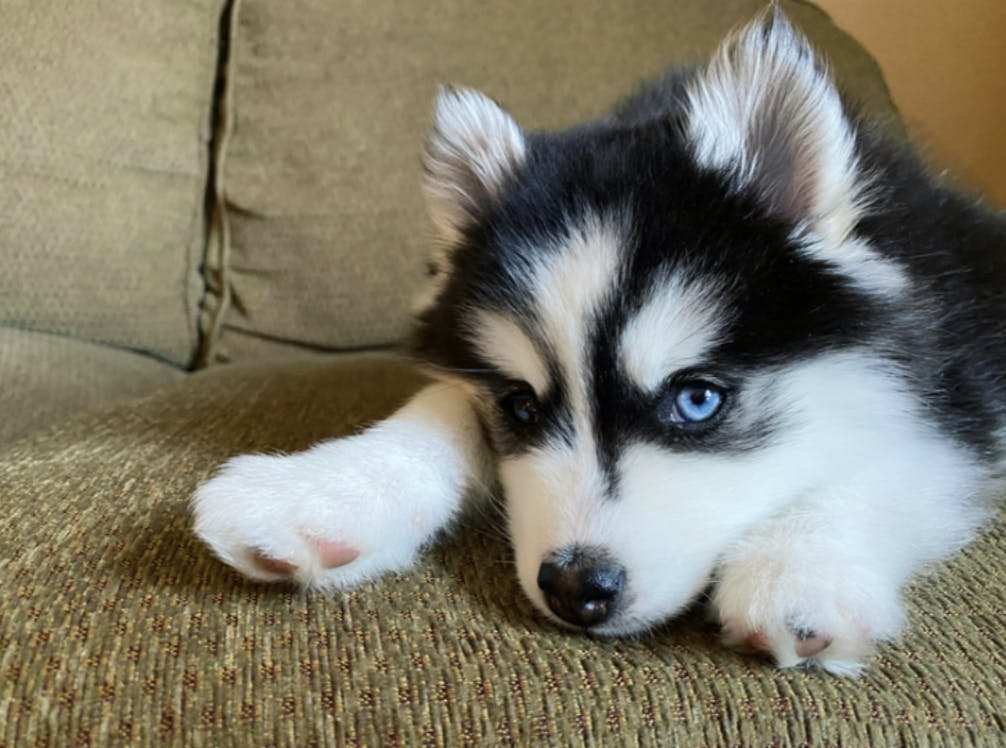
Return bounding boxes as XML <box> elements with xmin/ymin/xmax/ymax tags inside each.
<box><xmin>461</xmin><ymin>493</ymin><xmax>509</xmax><ymax>540</ymax></box>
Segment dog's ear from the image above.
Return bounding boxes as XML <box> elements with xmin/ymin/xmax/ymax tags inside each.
<box><xmin>686</xmin><ymin>8</ymin><xmax>864</xmax><ymax>245</ymax></box>
<box><xmin>423</xmin><ymin>86</ymin><xmax>526</xmax><ymax>243</ymax></box>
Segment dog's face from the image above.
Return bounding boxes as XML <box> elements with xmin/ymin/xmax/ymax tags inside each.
<box><xmin>412</xmin><ymin>12</ymin><xmax>907</xmax><ymax>634</ymax></box>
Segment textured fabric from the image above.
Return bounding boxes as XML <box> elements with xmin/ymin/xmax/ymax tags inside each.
<box><xmin>2</xmin><ymin>355</ymin><xmax>1003</xmax><ymax>745</ymax></box>
<box><xmin>0</xmin><ymin>328</ymin><xmax>184</xmax><ymax>445</ymax></box>
<box><xmin>0</xmin><ymin>0</ymin><xmax>226</xmax><ymax>367</ymax></box>
<box><xmin>201</xmin><ymin>0</ymin><xmax>903</xmax><ymax>364</ymax></box>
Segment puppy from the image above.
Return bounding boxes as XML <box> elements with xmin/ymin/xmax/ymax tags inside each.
<box><xmin>194</xmin><ymin>8</ymin><xmax>1005</xmax><ymax>675</ymax></box>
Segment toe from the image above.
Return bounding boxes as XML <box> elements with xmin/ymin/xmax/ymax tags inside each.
<box><xmin>745</xmin><ymin>630</ymin><xmax>769</xmax><ymax>653</ymax></box>
<box><xmin>249</xmin><ymin>550</ymin><xmax>298</xmax><ymax>576</ymax></box>
<box><xmin>728</xmin><ymin>627</ymin><xmax>772</xmax><ymax>655</ymax></box>
<box><xmin>311</xmin><ymin>538</ymin><xmax>359</xmax><ymax>569</ymax></box>
<box><xmin>794</xmin><ymin>629</ymin><xmax>833</xmax><ymax>658</ymax></box>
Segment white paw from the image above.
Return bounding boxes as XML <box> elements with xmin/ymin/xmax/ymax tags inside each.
<box><xmin>193</xmin><ymin>427</ymin><xmax>465</xmax><ymax>590</ymax></box>
<box><xmin>712</xmin><ymin>538</ymin><xmax>904</xmax><ymax>676</ymax></box>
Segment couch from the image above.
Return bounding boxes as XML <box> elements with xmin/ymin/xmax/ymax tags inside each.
<box><xmin>3</xmin><ymin>1</ymin><xmax>1003</xmax><ymax>744</ymax></box>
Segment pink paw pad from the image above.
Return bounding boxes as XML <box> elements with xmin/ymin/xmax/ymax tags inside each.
<box><xmin>793</xmin><ymin>628</ymin><xmax>833</xmax><ymax>658</ymax></box>
<box><xmin>737</xmin><ymin>628</ymin><xmax>832</xmax><ymax>659</ymax></box>
<box><xmin>250</xmin><ymin>550</ymin><xmax>297</xmax><ymax>576</ymax></box>
<box><xmin>311</xmin><ymin>538</ymin><xmax>359</xmax><ymax>569</ymax></box>
<box><xmin>247</xmin><ymin>538</ymin><xmax>358</xmax><ymax>577</ymax></box>
<box><xmin>792</xmin><ymin>627</ymin><xmax>832</xmax><ymax>655</ymax></box>
<box><xmin>740</xmin><ymin>630</ymin><xmax>772</xmax><ymax>657</ymax></box>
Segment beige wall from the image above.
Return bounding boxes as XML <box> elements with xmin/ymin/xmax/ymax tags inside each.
<box><xmin>818</xmin><ymin>0</ymin><xmax>1006</xmax><ymax>207</ymax></box>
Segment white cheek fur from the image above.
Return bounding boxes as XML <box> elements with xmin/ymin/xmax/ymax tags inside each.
<box><xmin>502</xmin><ymin>351</ymin><xmax>990</xmax><ymax>639</ymax></box>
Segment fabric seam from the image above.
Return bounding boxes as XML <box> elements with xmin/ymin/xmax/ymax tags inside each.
<box><xmin>194</xmin><ymin>0</ymin><xmax>239</xmax><ymax>368</ymax></box>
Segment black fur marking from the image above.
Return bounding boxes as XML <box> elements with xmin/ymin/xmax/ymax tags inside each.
<box><xmin>852</xmin><ymin>127</ymin><xmax>1006</xmax><ymax>461</ymax></box>
<box><xmin>410</xmin><ymin>47</ymin><xmax>1006</xmax><ymax>474</ymax></box>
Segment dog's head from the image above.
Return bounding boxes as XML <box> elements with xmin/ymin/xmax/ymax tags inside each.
<box><xmin>411</xmin><ymin>10</ymin><xmax>907</xmax><ymax>634</ymax></box>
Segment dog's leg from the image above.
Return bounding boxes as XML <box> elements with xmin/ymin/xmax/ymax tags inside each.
<box><xmin>712</xmin><ymin>477</ymin><xmax>987</xmax><ymax>676</ymax></box>
<box><xmin>711</xmin><ymin>503</ymin><xmax>907</xmax><ymax>677</ymax></box>
<box><xmin>192</xmin><ymin>382</ymin><xmax>492</xmax><ymax>590</ymax></box>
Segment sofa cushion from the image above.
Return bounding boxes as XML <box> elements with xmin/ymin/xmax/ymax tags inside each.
<box><xmin>0</xmin><ymin>1</ymin><xmax>227</xmax><ymax>367</ymax></box>
<box><xmin>0</xmin><ymin>328</ymin><xmax>184</xmax><ymax>444</ymax></box>
<box><xmin>2</xmin><ymin>355</ymin><xmax>1003</xmax><ymax>744</ymax></box>
<box><xmin>201</xmin><ymin>0</ymin><xmax>903</xmax><ymax>364</ymax></box>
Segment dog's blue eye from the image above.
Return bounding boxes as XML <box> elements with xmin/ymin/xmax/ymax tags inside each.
<box><xmin>503</xmin><ymin>389</ymin><xmax>539</xmax><ymax>425</ymax></box>
<box><xmin>674</xmin><ymin>383</ymin><xmax>724</xmax><ymax>422</ymax></box>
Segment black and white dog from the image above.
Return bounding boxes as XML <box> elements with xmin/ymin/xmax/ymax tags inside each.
<box><xmin>194</xmin><ymin>8</ymin><xmax>1005</xmax><ymax>675</ymax></box>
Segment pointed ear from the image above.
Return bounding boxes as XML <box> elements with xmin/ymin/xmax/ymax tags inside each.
<box><xmin>686</xmin><ymin>8</ymin><xmax>864</xmax><ymax>244</ymax></box>
<box><xmin>423</xmin><ymin>86</ymin><xmax>527</xmax><ymax>243</ymax></box>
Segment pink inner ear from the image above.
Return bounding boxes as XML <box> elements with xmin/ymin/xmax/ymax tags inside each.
<box><xmin>423</xmin><ymin>86</ymin><xmax>526</xmax><ymax>240</ymax></box>
<box><xmin>685</xmin><ymin>6</ymin><xmax>860</xmax><ymax>241</ymax></box>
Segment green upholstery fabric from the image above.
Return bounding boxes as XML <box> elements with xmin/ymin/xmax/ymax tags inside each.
<box><xmin>2</xmin><ymin>356</ymin><xmax>1003</xmax><ymax>745</ymax></box>
<box><xmin>0</xmin><ymin>0</ymin><xmax>226</xmax><ymax>367</ymax></box>
<box><xmin>0</xmin><ymin>328</ymin><xmax>184</xmax><ymax>444</ymax></box>
<box><xmin>200</xmin><ymin>0</ymin><xmax>902</xmax><ymax>364</ymax></box>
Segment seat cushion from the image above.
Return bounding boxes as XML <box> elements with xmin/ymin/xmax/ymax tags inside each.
<box><xmin>0</xmin><ymin>1</ymin><xmax>227</xmax><ymax>367</ymax></box>
<box><xmin>0</xmin><ymin>328</ymin><xmax>184</xmax><ymax>444</ymax></box>
<box><xmin>2</xmin><ymin>355</ymin><xmax>1003</xmax><ymax>744</ymax></box>
<box><xmin>200</xmin><ymin>0</ymin><xmax>903</xmax><ymax>364</ymax></box>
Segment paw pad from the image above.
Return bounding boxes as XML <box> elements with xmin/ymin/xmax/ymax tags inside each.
<box><xmin>311</xmin><ymin>538</ymin><xmax>359</xmax><ymax>569</ymax></box>
<box><xmin>735</xmin><ymin>626</ymin><xmax>833</xmax><ymax>661</ymax></box>
<box><xmin>250</xmin><ymin>551</ymin><xmax>298</xmax><ymax>576</ymax></box>
<box><xmin>739</xmin><ymin>630</ymin><xmax>771</xmax><ymax>657</ymax></box>
<box><xmin>793</xmin><ymin>627</ymin><xmax>832</xmax><ymax>658</ymax></box>
<box><xmin>247</xmin><ymin>536</ymin><xmax>359</xmax><ymax>579</ymax></box>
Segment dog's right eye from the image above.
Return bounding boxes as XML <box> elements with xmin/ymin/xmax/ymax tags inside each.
<box><xmin>502</xmin><ymin>387</ymin><xmax>540</xmax><ymax>426</ymax></box>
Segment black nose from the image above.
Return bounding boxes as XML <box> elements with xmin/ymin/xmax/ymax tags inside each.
<box><xmin>536</xmin><ymin>547</ymin><xmax>626</xmax><ymax>628</ymax></box>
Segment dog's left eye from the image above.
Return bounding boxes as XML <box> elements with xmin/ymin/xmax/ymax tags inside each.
<box><xmin>502</xmin><ymin>388</ymin><xmax>540</xmax><ymax>426</ymax></box>
<box><xmin>670</xmin><ymin>381</ymin><xmax>725</xmax><ymax>423</ymax></box>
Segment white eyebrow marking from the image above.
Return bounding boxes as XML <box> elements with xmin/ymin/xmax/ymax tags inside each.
<box><xmin>467</xmin><ymin>310</ymin><xmax>550</xmax><ymax>394</ymax></box>
<box><xmin>620</xmin><ymin>274</ymin><xmax>726</xmax><ymax>392</ymax></box>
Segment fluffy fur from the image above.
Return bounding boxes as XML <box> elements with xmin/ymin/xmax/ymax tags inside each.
<box><xmin>193</xmin><ymin>8</ymin><xmax>1005</xmax><ymax>675</ymax></box>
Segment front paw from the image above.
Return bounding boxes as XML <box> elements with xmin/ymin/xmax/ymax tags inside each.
<box><xmin>192</xmin><ymin>436</ymin><xmax>455</xmax><ymax>590</ymax></box>
<box><xmin>713</xmin><ymin>547</ymin><xmax>904</xmax><ymax>676</ymax></box>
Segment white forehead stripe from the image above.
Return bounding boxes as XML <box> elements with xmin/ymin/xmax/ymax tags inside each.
<box><xmin>530</xmin><ymin>211</ymin><xmax>625</xmax><ymax>419</ymax></box>
<box><xmin>467</xmin><ymin>310</ymin><xmax>550</xmax><ymax>394</ymax></box>
<box><xmin>620</xmin><ymin>275</ymin><xmax>725</xmax><ymax>392</ymax></box>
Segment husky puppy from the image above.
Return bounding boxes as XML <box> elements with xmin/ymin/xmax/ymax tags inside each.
<box><xmin>194</xmin><ymin>8</ymin><xmax>1005</xmax><ymax>675</ymax></box>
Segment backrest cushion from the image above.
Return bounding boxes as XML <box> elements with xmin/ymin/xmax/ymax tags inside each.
<box><xmin>1</xmin><ymin>1</ymin><xmax>226</xmax><ymax>366</ymax></box>
<box><xmin>201</xmin><ymin>0</ymin><xmax>901</xmax><ymax>364</ymax></box>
